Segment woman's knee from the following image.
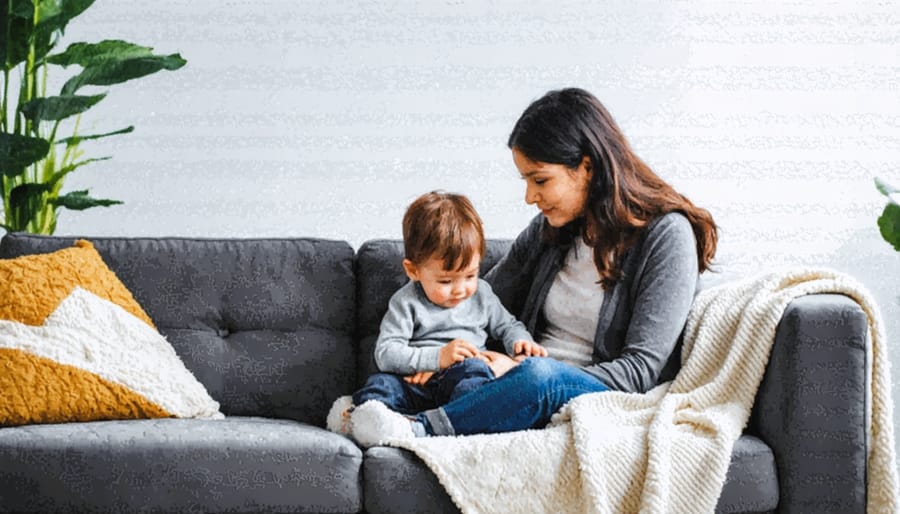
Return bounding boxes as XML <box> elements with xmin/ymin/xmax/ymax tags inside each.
<box><xmin>515</xmin><ymin>356</ymin><xmax>565</xmax><ymax>382</ymax></box>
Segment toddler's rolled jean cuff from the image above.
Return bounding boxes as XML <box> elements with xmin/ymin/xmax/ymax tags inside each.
<box><xmin>420</xmin><ymin>408</ymin><xmax>454</xmax><ymax>436</ymax></box>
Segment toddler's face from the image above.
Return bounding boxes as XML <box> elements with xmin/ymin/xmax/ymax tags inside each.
<box><xmin>407</xmin><ymin>254</ymin><xmax>480</xmax><ymax>308</ymax></box>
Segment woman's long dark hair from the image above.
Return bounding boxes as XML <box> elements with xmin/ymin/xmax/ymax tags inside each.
<box><xmin>508</xmin><ymin>88</ymin><xmax>718</xmax><ymax>288</ymax></box>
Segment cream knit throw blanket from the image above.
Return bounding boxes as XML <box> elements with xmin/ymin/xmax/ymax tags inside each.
<box><xmin>388</xmin><ymin>268</ymin><xmax>900</xmax><ymax>513</ymax></box>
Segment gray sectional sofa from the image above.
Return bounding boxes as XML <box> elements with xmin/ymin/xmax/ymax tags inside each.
<box><xmin>0</xmin><ymin>233</ymin><xmax>869</xmax><ymax>513</ymax></box>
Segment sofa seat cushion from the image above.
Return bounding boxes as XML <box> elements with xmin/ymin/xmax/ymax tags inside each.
<box><xmin>363</xmin><ymin>446</ymin><xmax>458</xmax><ymax>514</ymax></box>
<box><xmin>0</xmin><ymin>417</ymin><xmax>362</xmax><ymax>514</ymax></box>
<box><xmin>715</xmin><ymin>435</ymin><xmax>779</xmax><ymax>512</ymax></box>
<box><xmin>363</xmin><ymin>434</ymin><xmax>777</xmax><ymax>514</ymax></box>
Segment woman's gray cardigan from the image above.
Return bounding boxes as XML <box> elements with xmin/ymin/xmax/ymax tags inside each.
<box><xmin>484</xmin><ymin>212</ymin><xmax>700</xmax><ymax>393</ymax></box>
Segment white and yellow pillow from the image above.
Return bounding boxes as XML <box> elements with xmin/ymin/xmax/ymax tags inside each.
<box><xmin>0</xmin><ymin>240</ymin><xmax>222</xmax><ymax>426</ymax></box>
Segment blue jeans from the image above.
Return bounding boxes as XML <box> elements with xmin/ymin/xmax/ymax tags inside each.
<box><xmin>353</xmin><ymin>358</ymin><xmax>494</xmax><ymax>415</ymax></box>
<box><xmin>416</xmin><ymin>357</ymin><xmax>609</xmax><ymax>435</ymax></box>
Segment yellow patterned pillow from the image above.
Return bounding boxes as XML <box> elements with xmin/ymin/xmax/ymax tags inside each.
<box><xmin>0</xmin><ymin>240</ymin><xmax>222</xmax><ymax>426</ymax></box>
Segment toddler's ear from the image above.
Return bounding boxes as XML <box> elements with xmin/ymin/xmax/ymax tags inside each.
<box><xmin>402</xmin><ymin>259</ymin><xmax>419</xmax><ymax>281</ymax></box>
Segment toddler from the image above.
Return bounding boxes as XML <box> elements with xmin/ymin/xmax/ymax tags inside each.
<box><xmin>327</xmin><ymin>191</ymin><xmax>546</xmax><ymax>438</ymax></box>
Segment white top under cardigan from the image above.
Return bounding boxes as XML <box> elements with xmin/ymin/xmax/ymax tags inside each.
<box><xmin>540</xmin><ymin>237</ymin><xmax>604</xmax><ymax>367</ymax></box>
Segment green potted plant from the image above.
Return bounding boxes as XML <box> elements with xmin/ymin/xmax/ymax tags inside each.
<box><xmin>1</xmin><ymin>0</ymin><xmax>185</xmax><ymax>234</ymax></box>
<box><xmin>876</xmin><ymin>177</ymin><xmax>899</xmax><ymax>252</ymax></box>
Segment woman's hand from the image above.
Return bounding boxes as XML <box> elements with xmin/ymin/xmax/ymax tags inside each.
<box><xmin>404</xmin><ymin>371</ymin><xmax>434</xmax><ymax>385</ymax></box>
<box><xmin>439</xmin><ymin>339</ymin><xmax>479</xmax><ymax>369</ymax></box>
<box><xmin>478</xmin><ymin>350</ymin><xmax>519</xmax><ymax>378</ymax></box>
<box><xmin>514</xmin><ymin>340</ymin><xmax>548</xmax><ymax>357</ymax></box>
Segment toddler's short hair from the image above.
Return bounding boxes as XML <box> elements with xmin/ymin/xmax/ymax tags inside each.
<box><xmin>402</xmin><ymin>191</ymin><xmax>486</xmax><ymax>271</ymax></box>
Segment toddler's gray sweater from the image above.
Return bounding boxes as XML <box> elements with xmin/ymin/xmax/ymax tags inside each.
<box><xmin>374</xmin><ymin>279</ymin><xmax>533</xmax><ymax>375</ymax></box>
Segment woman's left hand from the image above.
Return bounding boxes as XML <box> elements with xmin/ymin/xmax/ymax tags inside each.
<box><xmin>478</xmin><ymin>350</ymin><xmax>519</xmax><ymax>378</ymax></box>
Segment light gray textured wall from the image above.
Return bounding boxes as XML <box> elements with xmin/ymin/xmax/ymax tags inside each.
<box><xmin>49</xmin><ymin>1</ymin><xmax>900</xmax><ymax>462</ymax></box>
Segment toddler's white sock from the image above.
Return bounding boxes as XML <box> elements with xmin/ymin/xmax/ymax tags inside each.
<box><xmin>326</xmin><ymin>395</ymin><xmax>354</xmax><ymax>435</ymax></box>
<box><xmin>350</xmin><ymin>400</ymin><xmax>421</xmax><ymax>448</ymax></box>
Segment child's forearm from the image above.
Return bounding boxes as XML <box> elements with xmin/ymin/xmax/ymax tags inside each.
<box><xmin>374</xmin><ymin>340</ymin><xmax>441</xmax><ymax>375</ymax></box>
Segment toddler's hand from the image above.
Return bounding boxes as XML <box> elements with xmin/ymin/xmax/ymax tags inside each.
<box><xmin>514</xmin><ymin>340</ymin><xmax>548</xmax><ymax>357</ymax></box>
<box><xmin>404</xmin><ymin>371</ymin><xmax>434</xmax><ymax>385</ymax></box>
<box><xmin>439</xmin><ymin>339</ymin><xmax>479</xmax><ymax>369</ymax></box>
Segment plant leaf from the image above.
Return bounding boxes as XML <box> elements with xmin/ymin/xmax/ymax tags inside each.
<box><xmin>47</xmin><ymin>39</ymin><xmax>155</xmax><ymax>67</ymax></box>
<box><xmin>2</xmin><ymin>0</ymin><xmax>94</xmax><ymax>67</ymax></box>
<box><xmin>51</xmin><ymin>189</ymin><xmax>122</xmax><ymax>210</ymax></box>
<box><xmin>877</xmin><ymin>202</ymin><xmax>900</xmax><ymax>252</ymax></box>
<box><xmin>20</xmin><ymin>93</ymin><xmax>106</xmax><ymax>122</ymax></box>
<box><xmin>23</xmin><ymin>0</ymin><xmax>64</xmax><ymax>62</ymax></box>
<box><xmin>0</xmin><ymin>133</ymin><xmax>51</xmax><ymax>176</ymax></box>
<box><xmin>46</xmin><ymin>156</ymin><xmax>109</xmax><ymax>186</ymax></box>
<box><xmin>9</xmin><ymin>0</ymin><xmax>34</xmax><ymax>18</ymax></box>
<box><xmin>28</xmin><ymin>1</ymin><xmax>95</xmax><ymax>62</ymax></box>
<box><xmin>35</xmin><ymin>0</ymin><xmax>94</xmax><ymax>36</ymax></box>
<box><xmin>10</xmin><ymin>182</ymin><xmax>51</xmax><ymax>205</ymax></box>
<box><xmin>8</xmin><ymin>182</ymin><xmax>52</xmax><ymax>231</ymax></box>
<box><xmin>60</xmin><ymin>0</ymin><xmax>95</xmax><ymax>23</ymax></box>
<box><xmin>35</xmin><ymin>0</ymin><xmax>62</xmax><ymax>19</ymax></box>
<box><xmin>875</xmin><ymin>177</ymin><xmax>899</xmax><ymax>198</ymax></box>
<box><xmin>61</xmin><ymin>54</ymin><xmax>186</xmax><ymax>95</ymax></box>
<box><xmin>56</xmin><ymin>125</ymin><xmax>133</xmax><ymax>145</ymax></box>
<box><xmin>0</xmin><ymin>0</ymin><xmax>37</xmax><ymax>68</ymax></box>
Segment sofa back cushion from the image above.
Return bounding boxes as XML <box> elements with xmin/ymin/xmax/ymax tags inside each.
<box><xmin>0</xmin><ymin>234</ymin><xmax>356</xmax><ymax>426</ymax></box>
<box><xmin>355</xmin><ymin>239</ymin><xmax>512</xmax><ymax>385</ymax></box>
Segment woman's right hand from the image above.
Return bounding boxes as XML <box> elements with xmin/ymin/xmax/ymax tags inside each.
<box><xmin>478</xmin><ymin>350</ymin><xmax>519</xmax><ymax>378</ymax></box>
<box><xmin>404</xmin><ymin>371</ymin><xmax>434</xmax><ymax>385</ymax></box>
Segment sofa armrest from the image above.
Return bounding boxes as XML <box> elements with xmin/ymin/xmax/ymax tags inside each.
<box><xmin>749</xmin><ymin>293</ymin><xmax>868</xmax><ymax>513</ymax></box>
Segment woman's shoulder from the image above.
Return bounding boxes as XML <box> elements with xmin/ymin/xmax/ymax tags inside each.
<box><xmin>640</xmin><ymin>211</ymin><xmax>697</xmax><ymax>255</ymax></box>
<box><xmin>646</xmin><ymin>211</ymin><xmax>693</xmax><ymax>238</ymax></box>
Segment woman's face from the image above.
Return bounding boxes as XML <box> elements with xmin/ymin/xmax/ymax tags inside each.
<box><xmin>512</xmin><ymin>148</ymin><xmax>592</xmax><ymax>227</ymax></box>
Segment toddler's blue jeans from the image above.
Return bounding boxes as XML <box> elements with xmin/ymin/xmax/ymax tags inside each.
<box><xmin>416</xmin><ymin>357</ymin><xmax>609</xmax><ymax>435</ymax></box>
<box><xmin>352</xmin><ymin>358</ymin><xmax>494</xmax><ymax>415</ymax></box>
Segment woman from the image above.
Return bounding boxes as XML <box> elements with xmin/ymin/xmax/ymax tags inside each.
<box><xmin>351</xmin><ymin>87</ymin><xmax>718</xmax><ymax>445</ymax></box>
